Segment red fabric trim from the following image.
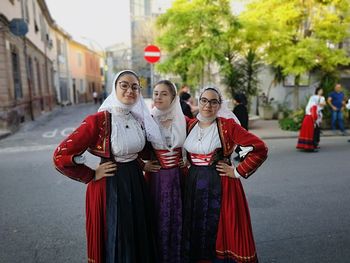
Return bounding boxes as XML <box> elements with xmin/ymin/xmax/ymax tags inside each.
<box><xmin>53</xmin><ymin>112</ymin><xmax>112</xmax><ymax>184</ymax></box>
<box><xmin>215</xmin><ymin>178</ymin><xmax>258</xmax><ymax>263</ymax></box>
<box><xmin>296</xmin><ymin>115</ymin><xmax>315</xmax><ymax>150</ymax></box>
<box><xmin>223</xmin><ymin>118</ymin><xmax>267</xmax><ymax>179</ymax></box>
<box><xmin>86</xmin><ymin>178</ymin><xmax>107</xmax><ymax>263</ymax></box>
<box><xmin>154</xmin><ymin>148</ymin><xmax>182</xmax><ymax>169</ymax></box>
<box><xmin>311</xmin><ymin>105</ymin><xmax>318</xmax><ymax>121</ymax></box>
<box><xmin>189</xmin><ymin>150</ymin><xmax>217</xmax><ymax>166</ymax></box>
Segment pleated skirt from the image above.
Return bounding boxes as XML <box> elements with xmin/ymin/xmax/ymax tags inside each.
<box><xmin>297</xmin><ymin>115</ymin><xmax>316</xmax><ymax>150</ymax></box>
<box><xmin>149</xmin><ymin>167</ymin><xmax>182</xmax><ymax>263</ymax></box>
<box><xmin>182</xmin><ymin>165</ymin><xmax>258</xmax><ymax>263</ymax></box>
<box><xmin>85</xmin><ymin>159</ymin><xmax>157</xmax><ymax>263</ymax></box>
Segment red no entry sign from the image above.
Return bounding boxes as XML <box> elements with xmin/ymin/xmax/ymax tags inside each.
<box><xmin>144</xmin><ymin>45</ymin><xmax>161</xmax><ymax>63</ymax></box>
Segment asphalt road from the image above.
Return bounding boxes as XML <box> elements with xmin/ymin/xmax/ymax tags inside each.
<box><xmin>0</xmin><ymin>103</ymin><xmax>349</xmax><ymax>263</ymax></box>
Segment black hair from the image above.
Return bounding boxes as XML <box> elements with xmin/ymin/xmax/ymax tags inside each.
<box><xmin>200</xmin><ymin>87</ymin><xmax>222</xmax><ymax>103</ymax></box>
<box><xmin>115</xmin><ymin>70</ymin><xmax>140</xmax><ymax>89</ymax></box>
<box><xmin>234</xmin><ymin>93</ymin><xmax>248</xmax><ymax>105</ymax></box>
<box><xmin>314</xmin><ymin>87</ymin><xmax>322</xmax><ymax>95</ymax></box>
<box><xmin>180</xmin><ymin>92</ymin><xmax>191</xmax><ymax>101</ymax></box>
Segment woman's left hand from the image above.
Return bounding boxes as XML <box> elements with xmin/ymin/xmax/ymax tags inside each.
<box><xmin>216</xmin><ymin>161</ymin><xmax>235</xmax><ymax>178</ymax></box>
<box><xmin>179</xmin><ymin>159</ymin><xmax>189</xmax><ymax>168</ymax></box>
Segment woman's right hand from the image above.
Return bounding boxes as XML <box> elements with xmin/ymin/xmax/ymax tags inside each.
<box><xmin>144</xmin><ymin>160</ymin><xmax>161</xmax><ymax>173</ymax></box>
<box><xmin>95</xmin><ymin>161</ymin><xmax>117</xmax><ymax>181</ymax></box>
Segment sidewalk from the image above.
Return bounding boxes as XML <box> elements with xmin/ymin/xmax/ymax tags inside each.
<box><xmin>0</xmin><ymin>129</ymin><xmax>11</xmax><ymax>140</ymax></box>
<box><xmin>0</xmin><ymin>106</ymin><xmax>66</xmax><ymax>141</ymax></box>
<box><xmin>250</xmin><ymin>120</ymin><xmax>298</xmax><ymax>139</ymax></box>
<box><xmin>0</xmin><ymin>106</ymin><xmax>347</xmax><ymax>141</ymax></box>
<box><xmin>249</xmin><ymin>119</ymin><xmax>348</xmax><ymax>139</ymax></box>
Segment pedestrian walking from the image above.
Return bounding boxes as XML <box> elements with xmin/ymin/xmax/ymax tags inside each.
<box><xmin>53</xmin><ymin>70</ymin><xmax>161</xmax><ymax>263</ymax></box>
<box><xmin>297</xmin><ymin>87</ymin><xmax>325</xmax><ymax>151</ymax></box>
<box><xmin>181</xmin><ymin>86</ymin><xmax>268</xmax><ymax>263</ymax></box>
<box><xmin>93</xmin><ymin>90</ymin><xmax>98</xmax><ymax>104</ymax></box>
<box><xmin>327</xmin><ymin>83</ymin><xmax>347</xmax><ymax>135</ymax></box>
<box><xmin>143</xmin><ymin>80</ymin><xmax>186</xmax><ymax>263</ymax></box>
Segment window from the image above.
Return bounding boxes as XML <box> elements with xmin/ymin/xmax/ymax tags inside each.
<box><xmin>35</xmin><ymin>58</ymin><xmax>42</xmax><ymax>95</ymax></box>
<box><xmin>11</xmin><ymin>49</ymin><xmax>23</xmax><ymax>99</ymax></box>
<box><xmin>40</xmin><ymin>15</ymin><xmax>46</xmax><ymax>42</ymax></box>
<box><xmin>80</xmin><ymin>79</ymin><xmax>84</xmax><ymax>92</ymax></box>
<box><xmin>32</xmin><ymin>0</ymin><xmax>36</xmax><ymax>19</ymax></box>
<box><xmin>56</xmin><ymin>38</ymin><xmax>61</xmax><ymax>55</ymax></box>
<box><xmin>28</xmin><ymin>56</ymin><xmax>36</xmax><ymax>96</ymax></box>
<box><xmin>77</xmin><ymin>52</ymin><xmax>82</xmax><ymax>67</ymax></box>
<box><xmin>32</xmin><ymin>1</ymin><xmax>39</xmax><ymax>33</ymax></box>
<box><xmin>22</xmin><ymin>0</ymin><xmax>30</xmax><ymax>24</ymax></box>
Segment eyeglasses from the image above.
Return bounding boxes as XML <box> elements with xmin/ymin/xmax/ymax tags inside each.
<box><xmin>199</xmin><ymin>97</ymin><xmax>221</xmax><ymax>107</ymax></box>
<box><xmin>118</xmin><ymin>81</ymin><xmax>141</xmax><ymax>92</ymax></box>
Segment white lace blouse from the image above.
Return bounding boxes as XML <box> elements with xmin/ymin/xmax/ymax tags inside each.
<box><xmin>184</xmin><ymin>122</ymin><xmax>221</xmax><ymax>154</ymax></box>
<box><xmin>110</xmin><ymin>111</ymin><xmax>145</xmax><ymax>162</ymax></box>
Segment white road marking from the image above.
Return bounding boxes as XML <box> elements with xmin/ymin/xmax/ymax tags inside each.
<box><xmin>41</xmin><ymin>127</ymin><xmax>75</xmax><ymax>138</ymax></box>
<box><xmin>61</xmin><ymin>128</ymin><xmax>75</xmax><ymax>137</ymax></box>
<box><xmin>42</xmin><ymin>129</ymin><xmax>58</xmax><ymax>138</ymax></box>
<box><xmin>0</xmin><ymin>144</ymin><xmax>56</xmax><ymax>154</ymax></box>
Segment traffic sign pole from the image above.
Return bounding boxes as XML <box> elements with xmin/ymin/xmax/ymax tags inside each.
<box><xmin>144</xmin><ymin>45</ymin><xmax>161</xmax><ymax>90</ymax></box>
<box><xmin>150</xmin><ymin>63</ymin><xmax>154</xmax><ymax>91</ymax></box>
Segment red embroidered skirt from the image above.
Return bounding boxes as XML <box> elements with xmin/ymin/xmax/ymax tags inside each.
<box><xmin>296</xmin><ymin>115</ymin><xmax>315</xmax><ymax>150</ymax></box>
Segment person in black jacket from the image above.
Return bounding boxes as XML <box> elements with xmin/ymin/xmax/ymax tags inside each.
<box><xmin>180</xmin><ymin>92</ymin><xmax>194</xmax><ymax>118</ymax></box>
<box><xmin>233</xmin><ymin>93</ymin><xmax>249</xmax><ymax>161</ymax></box>
<box><xmin>233</xmin><ymin>93</ymin><xmax>248</xmax><ymax>130</ymax></box>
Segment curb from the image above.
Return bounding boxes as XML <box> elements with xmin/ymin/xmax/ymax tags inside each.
<box><xmin>0</xmin><ymin>131</ymin><xmax>11</xmax><ymax>140</ymax></box>
<box><xmin>257</xmin><ymin>134</ymin><xmax>350</xmax><ymax>140</ymax></box>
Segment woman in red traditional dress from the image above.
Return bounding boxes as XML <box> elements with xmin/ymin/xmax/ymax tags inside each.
<box><xmin>297</xmin><ymin>87</ymin><xmax>325</xmax><ymax>151</ymax></box>
<box><xmin>53</xmin><ymin>70</ymin><xmax>161</xmax><ymax>263</ymax></box>
<box><xmin>182</xmin><ymin>87</ymin><xmax>268</xmax><ymax>263</ymax></box>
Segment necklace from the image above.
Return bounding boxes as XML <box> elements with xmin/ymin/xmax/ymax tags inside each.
<box><xmin>124</xmin><ymin>113</ymin><xmax>132</xmax><ymax>128</ymax></box>
<box><xmin>116</xmin><ymin>112</ymin><xmax>132</xmax><ymax>128</ymax></box>
<box><xmin>161</xmin><ymin>124</ymin><xmax>173</xmax><ymax>148</ymax></box>
<box><xmin>198</xmin><ymin>127</ymin><xmax>205</xmax><ymax>141</ymax></box>
<box><xmin>112</xmin><ymin>107</ymin><xmax>132</xmax><ymax>128</ymax></box>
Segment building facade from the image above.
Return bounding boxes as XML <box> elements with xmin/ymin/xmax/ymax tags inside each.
<box><xmin>52</xmin><ymin>26</ymin><xmax>72</xmax><ymax>105</ymax></box>
<box><xmin>0</xmin><ymin>0</ymin><xmax>105</xmax><ymax>131</ymax></box>
<box><xmin>0</xmin><ymin>0</ymin><xmax>55</xmax><ymax>131</ymax></box>
<box><xmin>105</xmin><ymin>43</ymin><xmax>132</xmax><ymax>93</ymax></box>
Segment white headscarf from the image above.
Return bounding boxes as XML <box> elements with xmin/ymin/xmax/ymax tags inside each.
<box><xmin>151</xmin><ymin>81</ymin><xmax>186</xmax><ymax>150</ymax></box>
<box><xmin>197</xmin><ymin>86</ymin><xmax>241</xmax><ymax>124</ymax></box>
<box><xmin>305</xmin><ymin>95</ymin><xmax>323</xmax><ymax>115</ymax></box>
<box><xmin>98</xmin><ymin>70</ymin><xmax>162</xmax><ymax>143</ymax></box>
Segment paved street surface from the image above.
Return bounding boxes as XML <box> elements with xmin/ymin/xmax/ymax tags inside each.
<box><xmin>0</xmin><ymin>103</ymin><xmax>349</xmax><ymax>263</ymax></box>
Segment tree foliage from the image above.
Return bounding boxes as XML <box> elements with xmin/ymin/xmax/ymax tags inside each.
<box><xmin>156</xmin><ymin>0</ymin><xmax>235</xmax><ymax>87</ymax></box>
<box><xmin>155</xmin><ymin>0</ymin><xmax>350</xmax><ymax>104</ymax></box>
<box><xmin>240</xmin><ymin>0</ymin><xmax>350</xmax><ymax>77</ymax></box>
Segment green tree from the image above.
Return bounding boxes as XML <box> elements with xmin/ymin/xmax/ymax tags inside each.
<box><xmin>240</xmin><ymin>0</ymin><xmax>350</xmax><ymax>108</ymax></box>
<box><xmin>156</xmin><ymin>0</ymin><xmax>235</xmax><ymax>88</ymax></box>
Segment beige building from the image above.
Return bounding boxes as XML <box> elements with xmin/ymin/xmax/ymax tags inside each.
<box><xmin>0</xmin><ymin>0</ymin><xmax>105</xmax><ymax>132</ymax></box>
<box><xmin>0</xmin><ymin>0</ymin><xmax>56</xmax><ymax>131</ymax></box>
<box><xmin>52</xmin><ymin>25</ymin><xmax>72</xmax><ymax>105</ymax></box>
<box><xmin>68</xmin><ymin>40</ymin><xmax>103</xmax><ymax>104</ymax></box>
<box><xmin>84</xmin><ymin>46</ymin><xmax>103</xmax><ymax>102</ymax></box>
